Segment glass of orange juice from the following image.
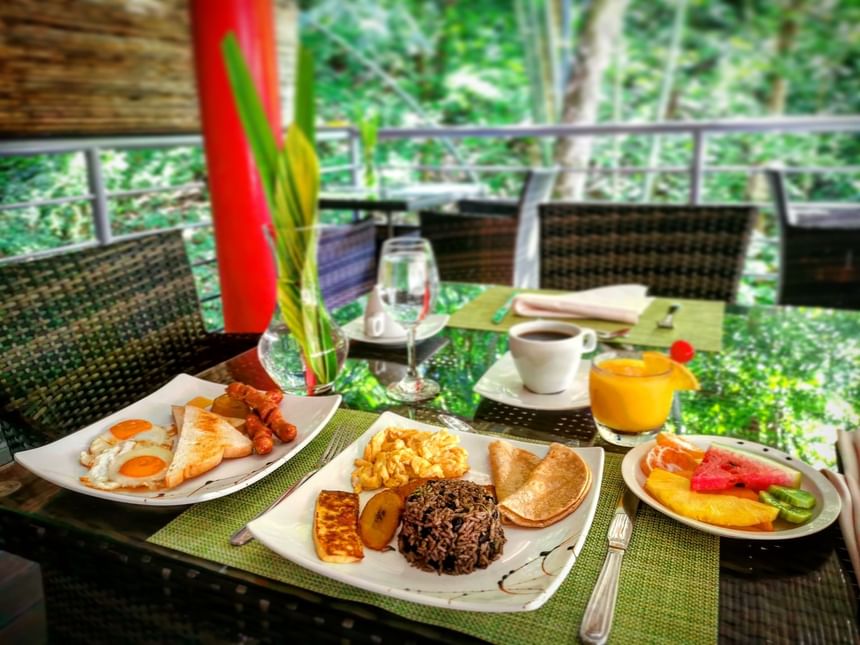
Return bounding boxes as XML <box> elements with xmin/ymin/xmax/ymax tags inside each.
<box><xmin>589</xmin><ymin>350</ymin><xmax>677</xmax><ymax>447</ymax></box>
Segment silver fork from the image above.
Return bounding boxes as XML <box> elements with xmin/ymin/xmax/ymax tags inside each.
<box><xmin>596</xmin><ymin>327</ymin><xmax>631</xmax><ymax>342</ymax></box>
<box><xmin>229</xmin><ymin>431</ymin><xmax>353</xmax><ymax>546</ymax></box>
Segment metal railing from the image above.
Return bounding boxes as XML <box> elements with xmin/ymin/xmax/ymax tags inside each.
<box><xmin>0</xmin><ymin>129</ymin><xmax>356</xmax><ymax>264</ymax></box>
<box><xmin>2</xmin><ymin>115</ymin><xmax>858</xmax><ymax>306</ymax></box>
<box><xmin>366</xmin><ymin>115</ymin><xmax>860</xmax><ymax>206</ymax></box>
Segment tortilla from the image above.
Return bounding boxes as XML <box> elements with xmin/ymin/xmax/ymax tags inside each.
<box><xmin>489</xmin><ymin>439</ymin><xmax>543</xmax><ymax>502</ymax></box>
<box><xmin>498</xmin><ymin>443</ymin><xmax>592</xmax><ymax>528</ymax></box>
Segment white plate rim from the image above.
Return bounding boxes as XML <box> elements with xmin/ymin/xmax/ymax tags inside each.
<box><xmin>621</xmin><ymin>434</ymin><xmax>842</xmax><ymax>540</ymax></box>
<box><xmin>14</xmin><ymin>374</ymin><xmax>341</xmax><ymax>506</ymax></box>
<box><xmin>343</xmin><ymin>313</ymin><xmax>449</xmax><ymax>346</ymax></box>
<box><xmin>474</xmin><ymin>352</ymin><xmax>591</xmax><ymax>411</ymax></box>
<box><xmin>247</xmin><ymin>410</ymin><xmax>605</xmax><ymax>612</ymax></box>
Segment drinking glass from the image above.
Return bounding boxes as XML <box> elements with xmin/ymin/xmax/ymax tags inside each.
<box><xmin>377</xmin><ymin>237</ymin><xmax>440</xmax><ymax>402</ymax></box>
<box><xmin>589</xmin><ymin>350</ymin><xmax>675</xmax><ymax>447</ymax></box>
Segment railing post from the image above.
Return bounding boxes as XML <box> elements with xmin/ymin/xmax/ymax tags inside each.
<box><xmin>690</xmin><ymin>130</ymin><xmax>706</xmax><ymax>205</ymax></box>
<box><xmin>85</xmin><ymin>148</ymin><xmax>112</xmax><ymax>244</ymax></box>
<box><xmin>349</xmin><ymin>127</ymin><xmax>362</xmax><ymax>190</ymax></box>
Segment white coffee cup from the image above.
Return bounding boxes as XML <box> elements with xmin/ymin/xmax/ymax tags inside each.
<box><xmin>508</xmin><ymin>321</ymin><xmax>597</xmax><ymax>394</ymax></box>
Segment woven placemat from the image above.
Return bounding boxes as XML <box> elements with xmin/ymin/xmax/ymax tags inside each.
<box><xmin>148</xmin><ymin>409</ymin><xmax>719</xmax><ymax>644</ymax></box>
<box><xmin>447</xmin><ymin>286</ymin><xmax>725</xmax><ymax>352</ymax></box>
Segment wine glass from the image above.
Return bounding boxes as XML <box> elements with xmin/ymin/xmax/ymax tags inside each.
<box><xmin>377</xmin><ymin>237</ymin><xmax>440</xmax><ymax>402</ymax></box>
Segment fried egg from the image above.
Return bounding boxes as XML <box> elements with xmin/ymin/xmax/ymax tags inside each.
<box><xmin>80</xmin><ymin>419</ymin><xmax>174</xmax><ymax>467</ymax></box>
<box><xmin>80</xmin><ymin>441</ymin><xmax>174</xmax><ymax>491</ymax></box>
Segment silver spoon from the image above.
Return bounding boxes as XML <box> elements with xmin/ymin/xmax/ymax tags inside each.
<box><xmin>657</xmin><ymin>303</ymin><xmax>681</xmax><ymax>329</ymax></box>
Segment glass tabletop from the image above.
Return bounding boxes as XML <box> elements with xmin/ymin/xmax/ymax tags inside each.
<box><xmin>324</xmin><ymin>283</ymin><xmax>859</xmax><ymax>468</ymax></box>
<box><xmin>1</xmin><ymin>281</ymin><xmax>858</xmax><ymax>642</ymax></box>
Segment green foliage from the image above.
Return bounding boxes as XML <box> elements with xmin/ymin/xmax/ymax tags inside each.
<box><xmin>682</xmin><ymin>305</ymin><xmax>860</xmax><ymax>467</ymax></box>
<box><xmin>357</xmin><ymin>111</ymin><xmax>381</xmax><ymax>190</ymax></box>
<box><xmin>223</xmin><ymin>34</ymin><xmax>338</xmax><ymax>384</ymax></box>
<box><xmin>222</xmin><ymin>33</ymin><xmax>280</xmax><ymax>210</ymax></box>
<box><xmin>2</xmin><ymin>0</ymin><xmax>859</xmax><ymax>325</ymax></box>
<box><xmin>301</xmin><ymin>0</ymin><xmax>859</xmax><ymax>305</ymax></box>
<box><xmin>333</xmin><ymin>283</ymin><xmax>860</xmax><ymax>466</ymax></box>
<box><xmin>295</xmin><ymin>44</ymin><xmax>317</xmax><ymax>149</ymax></box>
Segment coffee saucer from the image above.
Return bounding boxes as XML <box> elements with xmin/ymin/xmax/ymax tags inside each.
<box><xmin>474</xmin><ymin>352</ymin><xmax>591</xmax><ymax>411</ymax></box>
<box><xmin>342</xmin><ymin>313</ymin><xmax>449</xmax><ymax>347</ymax></box>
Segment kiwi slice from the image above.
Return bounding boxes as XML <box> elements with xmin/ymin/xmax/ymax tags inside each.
<box><xmin>767</xmin><ymin>485</ymin><xmax>816</xmax><ymax>510</ymax></box>
<box><xmin>759</xmin><ymin>491</ymin><xmax>813</xmax><ymax>524</ymax></box>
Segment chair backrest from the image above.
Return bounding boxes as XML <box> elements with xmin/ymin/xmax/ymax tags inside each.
<box><xmin>0</xmin><ymin>230</ymin><xmax>211</xmax><ymax>449</ymax></box>
<box><xmin>539</xmin><ymin>203</ymin><xmax>757</xmax><ymax>301</ymax></box>
<box><xmin>318</xmin><ymin>217</ymin><xmax>377</xmax><ymax>309</ymax></box>
<box><xmin>765</xmin><ymin>169</ymin><xmax>860</xmax><ymax>309</ymax></box>
<box><xmin>419</xmin><ymin>211</ymin><xmax>518</xmax><ymax>285</ymax></box>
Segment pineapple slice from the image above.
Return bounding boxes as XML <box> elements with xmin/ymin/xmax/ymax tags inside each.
<box><xmin>645</xmin><ymin>468</ymin><xmax>779</xmax><ymax>527</ymax></box>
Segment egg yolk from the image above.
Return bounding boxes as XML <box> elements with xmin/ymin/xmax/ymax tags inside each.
<box><xmin>119</xmin><ymin>455</ymin><xmax>166</xmax><ymax>478</ymax></box>
<box><xmin>109</xmin><ymin>419</ymin><xmax>153</xmax><ymax>439</ymax></box>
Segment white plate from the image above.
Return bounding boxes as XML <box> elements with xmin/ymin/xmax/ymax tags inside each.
<box><xmin>621</xmin><ymin>435</ymin><xmax>841</xmax><ymax>540</ymax></box>
<box><xmin>14</xmin><ymin>374</ymin><xmax>341</xmax><ymax>506</ymax></box>
<box><xmin>248</xmin><ymin>411</ymin><xmax>604</xmax><ymax>612</ymax></box>
<box><xmin>342</xmin><ymin>313</ymin><xmax>449</xmax><ymax>346</ymax></box>
<box><xmin>474</xmin><ymin>352</ymin><xmax>591</xmax><ymax>411</ymax></box>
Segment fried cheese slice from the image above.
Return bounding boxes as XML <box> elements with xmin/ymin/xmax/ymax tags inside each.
<box><xmin>313</xmin><ymin>490</ymin><xmax>364</xmax><ymax>563</ymax></box>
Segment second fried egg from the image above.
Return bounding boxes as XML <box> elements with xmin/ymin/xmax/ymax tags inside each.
<box><xmin>81</xmin><ymin>441</ymin><xmax>174</xmax><ymax>490</ymax></box>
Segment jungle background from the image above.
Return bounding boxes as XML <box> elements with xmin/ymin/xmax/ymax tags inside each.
<box><xmin>2</xmin><ymin>0</ymin><xmax>859</xmax><ymax>330</ymax></box>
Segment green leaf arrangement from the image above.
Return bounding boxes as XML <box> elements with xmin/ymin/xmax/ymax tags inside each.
<box><xmin>356</xmin><ymin>110</ymin><xmax>380</xmax><ymax>191</ymax></box>
<box><xmin>222</xmin><ymin>34</ymin><xmax>337</xmax><ymax>392</ymax></box>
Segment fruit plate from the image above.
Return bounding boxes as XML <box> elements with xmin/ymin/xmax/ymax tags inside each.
<box><xmin>14</xmin><ymin>374</ymin><xmax>341</xmax><ymax>506</ymax></box>
<box><xmin>621</xmin><ymin>435</ymin><xmax>841</xmax><ymax>540</ymax></box>
<box><xmin>247</xmin><ymin>411</ymin><xmax>604</xmax><ymax>612</ymax></box>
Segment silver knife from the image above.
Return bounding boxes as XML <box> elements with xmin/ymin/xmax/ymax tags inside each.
<box><xmin>580</xmin><ymin>487</ymin><xmax>640</xmax><ymax>645</ymax></box>
<box><xmin>491</xmin><ymin>291</ymin><xmax>518</xmax><ymax>324</ymax></box>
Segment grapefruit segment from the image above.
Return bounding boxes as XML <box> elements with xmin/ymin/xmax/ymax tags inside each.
<box><xmin>642</xmin><ymin>351</ymin><xmax>700</xmax><ymax>390</ymax></box>
<box><xmin>669</xmin><ymin>361</ymin><xmax>700</xmax><ymax>391</ymax></box>
<box><xmin>655</xmin><ymin>432</ymin><xmax>705</xmax><ymax>460</ymax></box>
<box><xmin>641</xmin><ymin>445</ymin><xmax>699</xmax><ymax>477</ymax></box>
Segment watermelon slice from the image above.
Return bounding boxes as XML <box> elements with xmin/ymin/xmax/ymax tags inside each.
<box><xmin>691</xmin><ymin>444</ymin><xmax>802</xmax><ymax>492</ymax></box>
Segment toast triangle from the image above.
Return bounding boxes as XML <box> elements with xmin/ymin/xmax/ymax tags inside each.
<box><xmin>163</xmin><ymin>405</ymin><xmax>253</xmax><ymax>489</ymax></box>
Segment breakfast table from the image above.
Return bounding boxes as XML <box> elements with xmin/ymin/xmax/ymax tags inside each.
<box><xmin>320</xmin><ymin>183</ymin><xmax>485</xmax><ymax>236</ymax></box>
<box><xmin>0</xmin><ymin>282</ymin><xmax>858</xmax><ymax>643</ymax></box>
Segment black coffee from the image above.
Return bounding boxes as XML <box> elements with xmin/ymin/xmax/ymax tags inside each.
<box><xmin>519</xmin><ymin>331</ymin><xmax>575</xmax><ymax>342</ymax></box>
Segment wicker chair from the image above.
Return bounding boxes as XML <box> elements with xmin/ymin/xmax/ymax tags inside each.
<box><xmin>539</xmin><ymin>203</ymin><xmax>757</xmax><ymax>301</ymax></box>
<box><xmin>318</xmin><ymin>217</ymin><xmax>377</xmax><ymax>309</ymax></box>
<box><xmin>766</xmin><ymin>169</ymin><xmax>860</xmax><ymax>310</ymax></box>
<box><xmin>420</xmin><ymin>170</ymin><xmax>556</xmax><ymax>286</ymax></box>
<box><xmin>419</xmin><ymin>211</ymin><xmax>518</xmax><ymax>284</ymax></box>
<box><xmin>0</xmin><ymin>230</ymin><xmax>259</xmax><ymax>453</ymax></box>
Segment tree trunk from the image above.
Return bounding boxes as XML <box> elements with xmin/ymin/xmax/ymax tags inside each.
<box><xmin>642</xmin><ymin>0</ymin><xmax>688</xmax><ymax>202</ymax></box>
<box><xmin>515</xmin><ymin>0</ymin><xmax>572</xmax><ymax>165</ymax></box>
<box><xmin>747</xmin><ymin>0</ymin><xmax>805</xmax><ymax>205</ymax></box>
<box><xmin>553</xmin><ymin>0</ymin><xmax>629</xmax><ymax>199</ymax></box>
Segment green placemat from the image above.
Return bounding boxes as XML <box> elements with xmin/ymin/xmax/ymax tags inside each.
<box><xmin>148</xmin><ymin>409</ymin><xmax>719</xmax><ymax>644</ymax></box>
<box><xmin>447</xmin><ymin>286</ymin><xmax>725</xmax><ymax>352</ymax></box>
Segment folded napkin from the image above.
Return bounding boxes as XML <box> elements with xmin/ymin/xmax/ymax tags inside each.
<box><xmin>822</xmin><ymin>429</ymin><xmax>860</xmax><ymax>585</ymax></box>
<box><xmin>512</xmin><ymin>284</ymin><xmax>654</xmax><ymax>325</ymax></box>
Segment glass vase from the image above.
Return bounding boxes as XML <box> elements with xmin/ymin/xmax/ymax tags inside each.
<box><xmin>257</xmin><ymin>301</ymin><xmax>348</xmax><ymax>395</ymax></box>
<box><xmin>257</xmin><ymin>224</ymin><xmax>349</xmax><ymax>396</ymax></box>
